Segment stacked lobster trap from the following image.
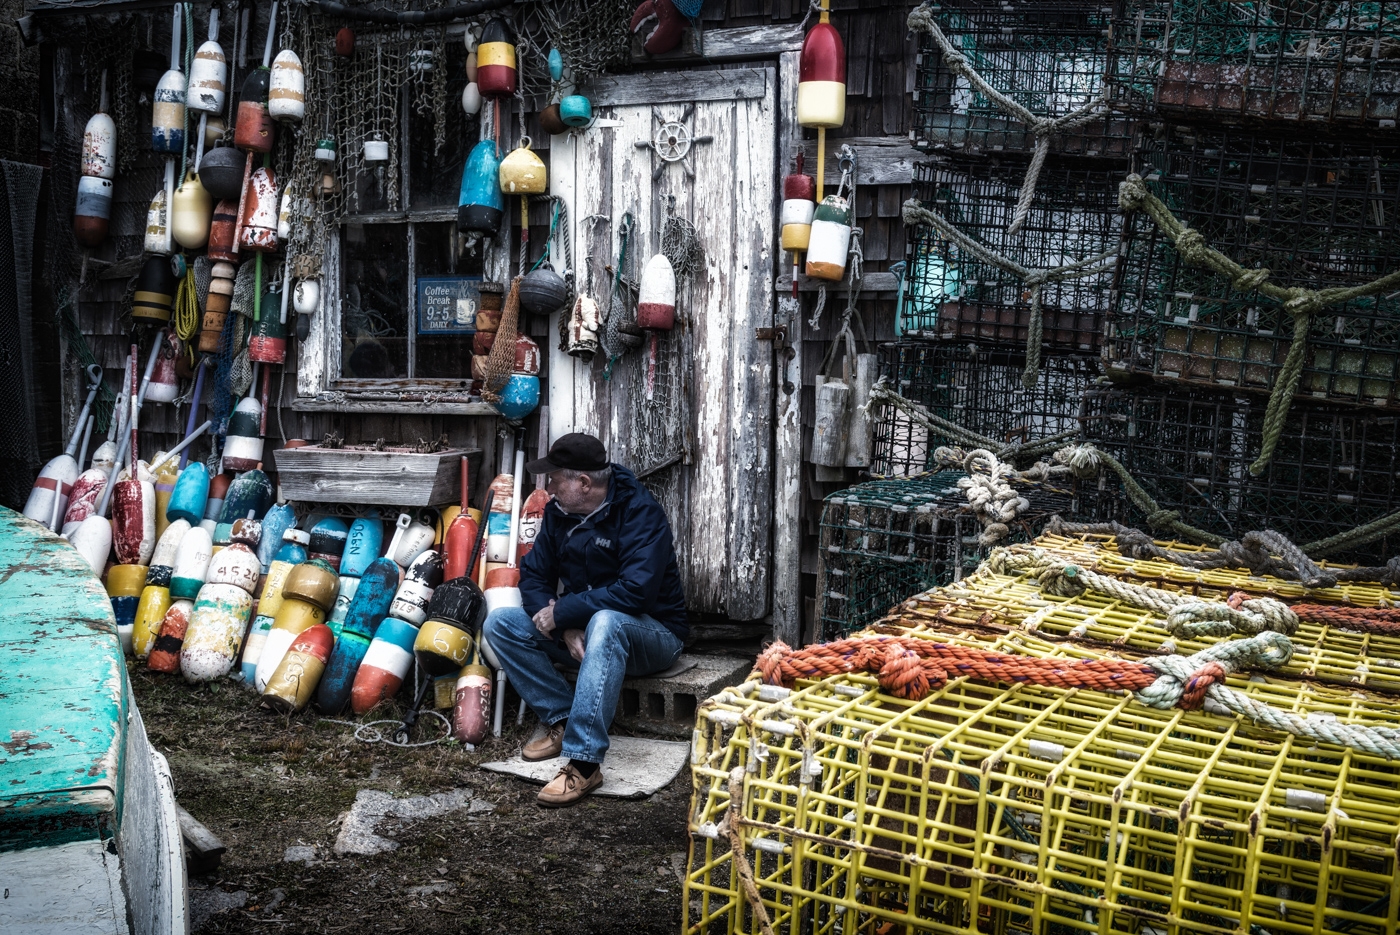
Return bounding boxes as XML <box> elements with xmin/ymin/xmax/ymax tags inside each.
<box><xmin>827</xmin><ymin>0</ymin><xmax>1135</xmax><ymax>641</ymax></box>
<box><xmin>1090</xmin><ymin>0</ymin><xmax>1400</xmax><ymax>561</ymax></box>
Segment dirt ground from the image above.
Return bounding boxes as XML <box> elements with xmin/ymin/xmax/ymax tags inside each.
<box><xmin>130</xmin><ymin>662</ymin><xmax>696</xmax><ymax>934</ymax></box>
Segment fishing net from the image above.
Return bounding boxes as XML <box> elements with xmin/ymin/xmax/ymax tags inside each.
<box><xmin>627</xmin><ymin>200</ymin><xmax>700</xmax><ymax>490</ymax></box>
<box><xmin>516</xmin><ymin>0</ymin><xmax>636</xmax><ymax>90</ymax></box>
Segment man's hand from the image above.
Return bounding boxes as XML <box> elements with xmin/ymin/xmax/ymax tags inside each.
<box><xmin>563</xmin><ymin>628</ymin><xmax>586</xmax><ymax>663</ymax></box>
<box><xmin>533</xmin><ymin>600</ymin><xmax>557</xmax><ymax>637</ymax></box>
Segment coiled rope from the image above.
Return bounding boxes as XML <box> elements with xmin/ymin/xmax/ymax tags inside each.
<box><xmin>1117</xmin><ymin>173</ymin><xmax>1400</xmax><ymax>476</ymax></box>
<box><xmin>985</xmin><ymin>545</ymin><xmax>1299</xmax><ymax>639</ymax></box>
<box><xmin>901</xmin><ymin>199</ymin><xmax>1116</xmax><ymax>388</ymax></box>
<box><xmin>906</xmin><ymin>3</ymin><xmax>1111</xmax><ymax>236</ymax></box>
<box><xmin>756</xmin><ymin>632</ymin><xmax>1400</xmax><ymax>757</ymax></box>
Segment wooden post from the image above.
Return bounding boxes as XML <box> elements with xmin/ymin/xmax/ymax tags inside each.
<box><xmin>771</xmin><ymin>49</ymin><xmax>805</xmax><ymax>647</ymax></box>
<box><xmin>843</xmin><ymin>352</ymin><xmax>878</xmax><ymax>469</ymax></box>
<box><xmin>810</xmin><ymin>378</ymin><xmax>850</xmax><ymax>467</ymax></box>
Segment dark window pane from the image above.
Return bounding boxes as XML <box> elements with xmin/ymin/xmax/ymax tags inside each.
<box><xmin>408</xmin><ymin>42</ymin><xmax>475</xmax><ymax>210</ymax></box>
<box><xmin>414</xmin><ymin>221</ymin><xmax>473</xmax><ymax>379</ymax></box>
<box><xmin>341</xmin><ymin>223</ymin><xmax>408</xmax><ymax>379</ymax></box>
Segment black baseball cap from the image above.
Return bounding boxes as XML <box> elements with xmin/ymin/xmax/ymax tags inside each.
<box><xmin>526</xmin><ymin>433</ymin><xmax>610</xmax><ymax>474</ymax></box>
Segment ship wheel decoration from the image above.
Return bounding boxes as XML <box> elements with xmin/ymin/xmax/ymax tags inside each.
<box><xmin>635</xmin><ymin>104</ymin><xmax>713</xmax><ymax>180</ymax></box>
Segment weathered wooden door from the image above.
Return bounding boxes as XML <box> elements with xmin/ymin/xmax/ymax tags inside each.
<box><xmin>548</xmin><ymin>68</ymin><xmax>776</xmax><ymax>620</ymax></box>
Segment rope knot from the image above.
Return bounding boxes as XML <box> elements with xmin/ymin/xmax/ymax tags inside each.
<box><xmin>1282</xmin><ymin>289</ymin><xmax>1324</xmax><ymax>319</ymax></box>
<box><xmin>1038</xmin><ymin>563</ymin><xmax>1086</xmax><ymax>598</ymax></box>
<box><xmin>1178</xmin><ymin>661</ymin><xmax>1228</xmax><ymax>710</ymax></box>
<box><xmin>1231</xmin><ymin>266</ymin><xmax>1271</xmax><ymax>293</ymax></box>
<box><xmin>1118</xmin><ymin>174</ymin><xmax>1150</xmax><ymax>213</ymax></box>
<box><xmin>1146</xmin><ymin>509</ymin><xmax>1182</xmax><ymax>530</ymax></box>
<box><xmin>1174</xmin><ymin>228</ymin><xmax>1211</xmax><ymax>266</ymax></box>
<box><xmin>1053</xmin><ymin>443</ymin><xmax>1103</xmax><ymax>479</ymax></box>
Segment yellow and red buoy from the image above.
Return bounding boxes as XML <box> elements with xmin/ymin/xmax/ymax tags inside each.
<box><xmin>476</xmin><ymin>18</ymin><xmax>516</xmax><ymax>98</ymax></box>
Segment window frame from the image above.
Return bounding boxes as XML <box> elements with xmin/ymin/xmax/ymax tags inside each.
<box><xmin>294</xmin><ymin>89</ymin><xmax>504</xmax><ymax>415</ymax></box>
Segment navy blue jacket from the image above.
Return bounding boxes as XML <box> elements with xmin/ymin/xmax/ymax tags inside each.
<box><xmin>519</xmin><ymin>464</ymin><xmax>688</xmax><ymax>640</ymax></box>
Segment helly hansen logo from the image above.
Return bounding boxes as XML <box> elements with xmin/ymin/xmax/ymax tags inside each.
<box><xmin>594</xmin><ymin>537</ymin><xmax>612</xmax><ymax>549</ymax></box>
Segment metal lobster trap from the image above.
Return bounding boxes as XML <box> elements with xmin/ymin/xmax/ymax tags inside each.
<box><xmin>1109</xmin><ymin>0</ymin><xmax>1400</xmax><ymax>129</ymax></box>
<box><xmin>816</xmin><ymin>469</ymin><xmax>1116</xmax><ymax>639</ymax></box>
<box><xmin>816</xmin><ymin>472</ymin><xmax>982</xmax><ymax>638</ymax></box>
<box><xmin>1108</xmin><ymin>126</ymin><xmax>1400</xmax><ymax>408</ymax></box>
<box><xmin>687</xmin><ymin>621</ymin><xmax>1400</xmax><ymax>935</ymax></box>
<box><xmin>902</xmin><ymin>160</ymin><xmax>1122</xmax><ymax>352</ymax></box>
<box><xmin>910</xmin><ymin>0</ymin><xmax>1139</xmax><ymax>159</ymax></box>
<box><xmin>1080</xmin><ymin>385</ymin><xmax>1400</xmax><ymax>564</ymax></box>
<box><xmin>870</xmin><ymin>342</ymin><xmax>1101</xmax><ymax>478</ymax></box>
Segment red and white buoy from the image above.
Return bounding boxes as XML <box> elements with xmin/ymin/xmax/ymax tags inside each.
<box><xmin>237</xmin><ymin>166</ymin><xmax>279</xmax><ymax>253</ymax></box>
<box><xmin>637</xmin><ymin>254</ymin><xmax>676</xmax><ymax>331</ymax></box>
<box><xmin>24</xmin><ymin>364</ymin><xmax>103</xmax><ymax>531</ymax></box>
<box><xmin>111</xmin><ymin>346</ymin><xmax>155</xmax><ymax>566</ymax></box>
<box><xmin>75</xmin><ymin>70</ymin><xmax>116</xmax><ymax>247</ymax></box>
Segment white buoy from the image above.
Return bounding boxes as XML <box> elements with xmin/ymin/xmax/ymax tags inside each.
<box><xmin>189</xmin><ymin>8</ymin><xmax>224</xmax><ymax>170</ymax></box>
<box><xmin>169</xmin><ymin>524</ymin><xmax>213</xmax><ymax>600</ymax></box>
<box><xmin>24</xmin><ymin>365</ymin><xmax>103</xmax><ymax>530</ymax></box>
<box><xmin>268</xmin><ymin>49</ymin><xmax>305</xmax><ymax>122</ymax></box>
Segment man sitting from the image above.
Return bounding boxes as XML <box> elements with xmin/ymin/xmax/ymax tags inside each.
<box><xmin>483</xmin><ymin>433</ymin><xmax>687</xmax><ymax>807</ymax></box>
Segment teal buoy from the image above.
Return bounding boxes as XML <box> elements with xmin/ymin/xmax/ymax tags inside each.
<box><xmin>316</xmin><ymin>557</ymin><xmax>399</xmax><ymax>714</ymax></box>
<box><xmin>218</xmin><ymin>469</ymin><xmax>272</xmax><ymax>524</ymax></box>
<box><xmin>342</xmin><ymin>518</ymin><xmax>384</xmax><ymax>578</ymax></box>
<box><xmin>166</xmin><ymin>461</ymin><xmax>210</xmax><ymax>525</ymax></box>
<box><xmin>560</xmin><ymin>94</ymin><xmax>592</xmax><ymax>127</ymax></box>
<box><xmin>457</xmin><ymin>140</ymin><xmax>503</xmax><ymax>234</ymax></box>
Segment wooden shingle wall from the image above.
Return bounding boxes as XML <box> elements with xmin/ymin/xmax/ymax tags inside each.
<box><xmin>48</xmin><ymin>1</ymin><xmax>917</xmax><ymax>637</ymax></box>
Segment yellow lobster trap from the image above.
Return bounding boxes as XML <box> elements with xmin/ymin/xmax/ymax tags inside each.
<box><xmin>886</xmin><ymin>545</ymin><xmax>1400</xmax><ymax>697</ymax></box>
<box><xmin>686</xmin><ymin>530</ymin><xmax>1400</xmax><ymax>935</ymax></box>
<box><xmin>687</xmin><ymin>655</ymin><xmax>1400</xmax><ymax>935</ymax></box>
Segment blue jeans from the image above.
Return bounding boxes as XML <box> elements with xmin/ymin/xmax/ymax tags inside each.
<box><xmin>484</xmin><ymin>607</ymin><xmax>684</xmax><ymax>763</ymax></box>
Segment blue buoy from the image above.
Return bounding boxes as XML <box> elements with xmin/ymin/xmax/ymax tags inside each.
<box><xmin>166</xmin><ymin>461</ymin><xmax>210</xmax><ymax>525</ymax></box>
<box><xmin>457</xmin><ymin>140</ymin><xmax>503</xmax><ymax>234</ymax></box>
<box><xmin>493</xmin><ymin>373</ymin><xmax>540</xmax><ymax>421</ymax></box>
<box><xmin>258</xmin><ymin>503</ymin><xmax>297</xmax><ymax>573</ymax></box>
<box><xmin>316</xmin><ymin>558</ymin><xmax>400</xmax><ymax>714</ymax></box>
<box><xmin>341</xmin><ymin>518</ymin><xmax>384</xmax><ymax>578</ymax></box>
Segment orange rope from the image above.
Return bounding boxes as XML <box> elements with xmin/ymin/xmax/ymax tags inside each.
<box><xmin>1292</xmin><ymin>604</ymin><xmax>1400</xmax><ymax>635</ymax></box>
<box><xmin>757</xmin><ymin>636</ymin><xmax>1165</xmax><ymax>701</ymax></box>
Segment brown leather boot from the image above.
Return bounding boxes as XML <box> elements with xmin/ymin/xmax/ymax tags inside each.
<box><xmin>537</xmin><ymin>762</ymin><xmax>603</xmax><ymax>807</ymax></box>
<box><xmin>521</xmin><ymin>721</ymin><xmax>566</xmax><ymax>761</ymax></box>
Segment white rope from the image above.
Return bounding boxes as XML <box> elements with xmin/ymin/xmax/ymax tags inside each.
<box><xmin>907</xmin><ymin>2</ymin><xmax>1110</xmax><ymax>235</ymax></box>
<box><xmin>985</xmin><ymin>545</ymin><xmax>1301</xmax><ymax>638</ymax></box>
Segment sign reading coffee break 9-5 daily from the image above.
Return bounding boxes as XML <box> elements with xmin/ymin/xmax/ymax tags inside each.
<box><xmin>416</xmin><ymin>277</ymin><xmax>483</xmax><ymax>334</ymax></box>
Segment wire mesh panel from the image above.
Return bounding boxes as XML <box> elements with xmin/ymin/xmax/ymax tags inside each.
<box><xmin>817</xmin><ymin>473</ymin><xmax>980</xmax><ymax>638</ymax></box>
<box><xmin>1109</xmin><ymin>127</ymin><xmax>1400</xmax><ymax>407</ymax></box>
<box><xmin>911</xmin><ymin>0</ymin><xmax>1138</xmax><ymax>158</ymax></box>
<box><xmin>871</xmin><ymin>343</ymin><xmax>1101</xmax><ymax>477</ymax></box>
<box><xmin>903</xmin><ymin>161</ymin><xmax>1121</xmax><ymax>349</ymax></box>
<box><xmin>1110</xmin><ymin>0</ymin><xmax>1400</xmax><ymax>128</ymax></box>
<box><xmin>1081</xmin><ymin>386</ymin><xmax>1400</xmax><ymax>563</ymax></box>
<box><xmin>1036</xmin><ymin>528</ymin><xmax>1400</xmax><ymax>605</ymax></box>
<box><xmin>688</xmin><ymin>626</ymin><xmax>1400</xmax><ymax>935</ymax></box>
